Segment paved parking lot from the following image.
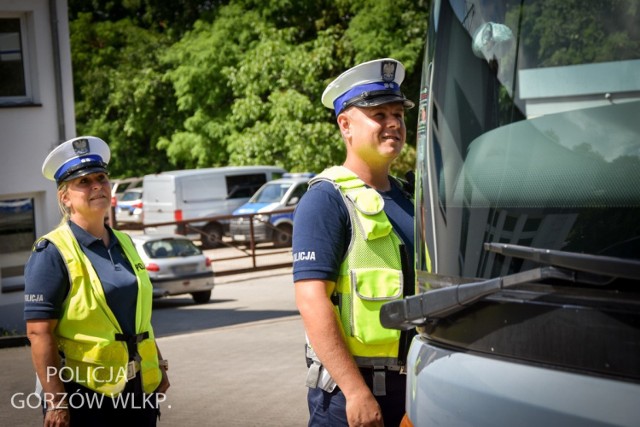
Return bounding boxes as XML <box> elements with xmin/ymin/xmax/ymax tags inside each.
<box><xmin>0</xmin><ymin>267</ymin><xmax>310</xmax><ymax>426</ymax></box>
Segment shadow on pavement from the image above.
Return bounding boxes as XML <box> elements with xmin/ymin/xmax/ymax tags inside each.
<box><xmin>0</xmin><ymin>302</ymin><xmax>26</xmax><ymax>335</ymax></box>
<box><xmin>151</xmin><ymin>297</ymin><xmax>299</xmax><ymax>338</ymax></box>
<box><xmin>153</xmin><ymin>298</ymin><xmax>236</xmax><ymax>308</ymax></box>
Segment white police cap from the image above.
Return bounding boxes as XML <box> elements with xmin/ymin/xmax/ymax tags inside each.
<box><xmin>322</xmin><ymin>58</ymin><xmax>415</xmax><ymax>116</ymax></box>
<box><xmin>42</xmin><ymin>136</ymin><xmax>111</xmax><ymax>185</ymax></box>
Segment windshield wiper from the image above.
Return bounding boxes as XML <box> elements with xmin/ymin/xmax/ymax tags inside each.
<box><xmin>380</xmin><ymin>244</ymin><xmax>640</xmax><ymax>330</ymax></box>
<box><xmin>484</xmin><ymin>243</ymin><xmax>640</xmax><ymax>281</ymax></box>
<box><xmin>381</xmin><ymin>266</ymin><xmax>570</xmax><ymax>330</ymax></box>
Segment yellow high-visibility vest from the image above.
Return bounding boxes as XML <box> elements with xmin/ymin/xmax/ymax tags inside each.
<box><xmin>311</xmin><ymin>166</ymin><xmax>406</xmax><ymax>367</ymax></box>
<box><xmin>39</xmin><ymin>224</ymin><xmax>161</xmax><ymax>395</ymax></box>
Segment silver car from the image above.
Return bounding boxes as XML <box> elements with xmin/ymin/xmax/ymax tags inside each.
<box><xmin>129</xmin><ymin>233</ymin><xmax>214</xmax><ymax>304</ymax></box>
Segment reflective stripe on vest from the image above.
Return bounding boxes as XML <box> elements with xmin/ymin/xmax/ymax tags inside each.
<box><xmin>42</xmin><ymin>224</ymin><xmax>161</xmax><ymax>395</ymax></box>
<box><xmin>310</xmin><ymin>166</ymin><xmax>404</xmax><ymax>366</ymax></box>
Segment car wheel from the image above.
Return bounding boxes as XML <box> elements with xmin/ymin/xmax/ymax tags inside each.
<box><xmin>273</xmin><ymin>224</ymin><xmax>293</xmax><ymax>247</ymax></box>
<box><xmin>191</xmin><ymin>290</ymin><xmax>211</xmax><ymax>304</ymax></box>
<box><xmin>201</xmin><ymin>223</ymin><xmax>223</xmax><ymax>249</ymax></box>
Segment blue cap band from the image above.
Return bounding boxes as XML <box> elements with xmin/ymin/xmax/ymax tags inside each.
<box><xmin>333</xmin><ymin>82</ymin><xmax>400</xmax><ymax>115</ymax></box>
<box><xmin>54</xmin><ymin>154</ymin><xmax>104</xmax><ymax>181</ymax></box>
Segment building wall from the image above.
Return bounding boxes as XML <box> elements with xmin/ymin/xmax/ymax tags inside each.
<box><xmin>0</xmin><ymin>0</ymin><xmax>75</xmax><ymax>303</ymax></box>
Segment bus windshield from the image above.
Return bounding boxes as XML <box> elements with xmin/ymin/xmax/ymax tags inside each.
<box><xmin>417</xmin><ymin>0</ymin><xmax>640</xmax><ymax>281</ymax></box>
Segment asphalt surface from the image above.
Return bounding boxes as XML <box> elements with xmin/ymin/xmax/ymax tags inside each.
<box><xmin>0</xmin><ymin>266</ymin><xmax>310</xmax><ymax>426</ymax></box>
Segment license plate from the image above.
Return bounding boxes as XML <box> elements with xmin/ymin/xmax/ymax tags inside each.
<box><xmin>234</xmin><ymin>235</ymin><xmax>246</xmax><ymax>241</ymax></box>
<box><xmin>173</xmin><ymin>265</ymin><xmax>196</xmax><ymax>274</ymax></box>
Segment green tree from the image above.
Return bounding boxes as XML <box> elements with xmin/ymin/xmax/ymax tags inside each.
<box><xmin>514</xmin><ymin>0</ymin><xmax>640</xmax><ymax>67</ymax></box>
<box><xmin>69</xmin><ymin>0</ymin><xmax>429</xmax><ymax>176</ymax></box>
<box><xmin>68</xmin><ymin>0</ymin><xmax>223</xmax><ymax>37</ymax></box>
<box><xmin>70</xmin><ymin>13</ymin><xmax>180</xmax><ymax>177</ymax></box>
<box><xmin>160</xmin><ymin>0</ymin><xmax>428</xmax><ymax>174</ymax></box>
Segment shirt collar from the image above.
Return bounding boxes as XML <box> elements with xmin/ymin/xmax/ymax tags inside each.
<box><xmin>68</xmin><ymin>220</ymin><xmax>115</xmax><ymax>249</ymax></box>
<box><xmin>377</xmin><ymin>177</ymin><xmax>400</xmax><ymax>198</ymax></box>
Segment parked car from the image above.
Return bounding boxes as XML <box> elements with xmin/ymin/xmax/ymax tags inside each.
<box><xmin>129</xmin><ymin>233</ymin><xmax>214</xmax><ymax>304</ymax></box>
<box><xmin>116</xmin><ymin>188</ymin><xmax>144</xmax><ymax>225</ymax></box>
<box><xmin>110</xmin><ymin>176</ymin><xmax>142</xmax><ymax>207</ymax></box>
<box><xmin>229</xmin><ymin>173</ymin><xmax>313</xmax><ymax>247</ymax></box>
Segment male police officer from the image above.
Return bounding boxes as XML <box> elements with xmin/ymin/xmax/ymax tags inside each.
<box><xmin>293</xmin><ymin>58</ymin><xmax>415</xmax><ymax>426</ymax></box>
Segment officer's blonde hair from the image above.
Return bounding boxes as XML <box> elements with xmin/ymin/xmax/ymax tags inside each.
<box><xmin>56</xmin><ymin>182</ymin><xmax>71</xmax><ymax>225</ymax></box>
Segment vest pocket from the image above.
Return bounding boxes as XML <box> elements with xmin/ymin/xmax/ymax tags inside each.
<box><xmin>350</xmin><ymin>268</ymin><xmax>402</xmax><ymax>345</ymax></box>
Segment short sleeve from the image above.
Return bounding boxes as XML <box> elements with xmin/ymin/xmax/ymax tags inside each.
<box><xmin>292</xmin><ymin>181</ymin><xmax>350</xmax><ymax>283</ymax></box>
<box><xmin>24</xmin><ymin>241</ymin><xmax>70</xmax><ymax>320</ymax></box>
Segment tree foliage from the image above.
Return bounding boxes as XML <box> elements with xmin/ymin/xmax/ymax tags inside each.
<box><xmin>513</xmin><ymin>0</ymin><xmax>640</xmax><ymax>67</ymax></box>
<box><xmin>68</xmin><ymin>0</ymin><xmax>223</xmax><ymax>36</ymax></box>
<box><xmin>69</xmin><ymin>0</ymin><xmax>429</xmax><ymax>177</ymax></box>
<box><xmin>70</xmin><ymin>13</ymin><xmax>181</xmax><ymax>177</ymax></box>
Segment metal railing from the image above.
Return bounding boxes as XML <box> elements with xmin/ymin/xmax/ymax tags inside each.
<box><xmin>110</xmin><ymin>208</ymin><xmax>295</xmax><ymax>276</ymax></box>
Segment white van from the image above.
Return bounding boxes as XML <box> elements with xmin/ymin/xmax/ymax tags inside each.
<box><xmin>142</xmin><ymin>166</ymin><xmax>286</xmax><ymax>248</ymax></box>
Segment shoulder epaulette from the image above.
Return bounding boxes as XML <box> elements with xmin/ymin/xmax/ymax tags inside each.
<box><xmin>34</xmin><ymin>239</ymin><xmax>50</xmax><ymax>252</ymax></box>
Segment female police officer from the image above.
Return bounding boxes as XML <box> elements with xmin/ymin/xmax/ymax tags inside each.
<box><xmin>24</xmin><ymin>136</ymin><xmax>169</xmax><ymax>427</ymax></box>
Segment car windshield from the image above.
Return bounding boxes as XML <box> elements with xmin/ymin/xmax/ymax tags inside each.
<box><xmin>121</xmin><ymin>190</ymin><xmax>142</xmax><ymax>202</ymax></box>
<box><xmin>417</xmin><ymin>0</ymin><xmax>640</xmax><ymax>282</ymax></box>
<box><xmin>143</xmin><ymin>238</ymin><xmax>201</xmax><ymax>258</ymax></box>
<box><xmin>112</xmin><ymin>177</ymin><xmax>142</xmax><ymax>197</ymax></box>
<box><xmin>249</xmin><ymin>183</ymin><xmax>291</xmax><ymax>203</ymax></box>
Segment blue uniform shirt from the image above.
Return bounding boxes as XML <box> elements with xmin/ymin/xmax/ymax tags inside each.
<box><xmin>292</xmin><ymin>178</ymin><xmax>414</xmax><ymax>284</ymax></box>
<box><xmin>24</xmin><ymin>221</ymin><xmax>138</xmax><ymax>335</ymax></box>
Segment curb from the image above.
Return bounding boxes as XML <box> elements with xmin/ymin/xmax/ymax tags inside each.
<box><xmin>0</xmin><ymin>335</ymin><xmax>29</xmax><ymax>349</ymax></box>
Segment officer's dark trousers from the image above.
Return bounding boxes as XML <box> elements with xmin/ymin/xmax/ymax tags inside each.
<box><xmin>55</xmin><ymin>374</ymin><xmax>160</xmax><ymax>426</ymax></box>
<box><xmin>307</xmin><ymin>369</ymin><xmax>406</xmax><ymax>427</ymax></box>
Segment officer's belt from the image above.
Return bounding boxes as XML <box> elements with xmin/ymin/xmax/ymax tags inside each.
<box><xmin>358</xmin><ymin>365</ymin><xmax>403</xmax><ymax>372</ymax></box>
<box><xmin>115</xmin><ymin>331</ymin><xmax>149</xmax><ymax>361</ymax></box>
<box><xmin>305</xmin><ymin>356</ymin><xmax>402</xmax><ymax>372</ymax></box>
